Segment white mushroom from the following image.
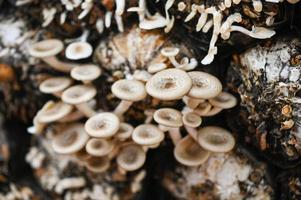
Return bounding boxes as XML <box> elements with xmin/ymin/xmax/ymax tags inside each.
<box><xmin>39</xmin><ymin>77</ymin><xmax>72</xmax><ymax>97</ymax></box>
<box><xmin>70</xmin><ymin>64</ymin><xmax>101</xmax><ymax>84</ymax></box>
<box><xmin>65</xmin><ymin>41</ymin><xmax>93</xmax><ymax>60</ymax></box>
<box><xmin>117</xmin><ymin>143</ymin><xmax>146</xmax><ymax>171</ymax></box>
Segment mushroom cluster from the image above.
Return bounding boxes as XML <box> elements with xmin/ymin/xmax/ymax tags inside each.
<box><xmin>29</xmin><ymin>35</ymin><xmax>237</xmax><ymax>174</ymax></box>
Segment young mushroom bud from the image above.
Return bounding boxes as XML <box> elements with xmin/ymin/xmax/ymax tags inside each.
<box><xmin>52</xmin><ymin>124</ymin><xmax>89</xmax><ymax>154</ymax></box>
<box><xmin>146</xmin><ymin>68</ymin><xmax>192</xmax><ymax>101</ymax></box>
<box><xmin>85</xmin><ymin>156</ymin><xmax>110</xmax><ymax>173</ymax></box>
<box><xmin>62</xmin><ymin>84</ymin><xmax>97</xmax><ymax>117</ymax></box>
<box><xmin>36</xmin><ymin>101</ymin><xmax>73</xmax><ymax>123</ymax></box>
<box><xmin>160</xmin><ymin>47</ymin><xmax>180</xmax><ymax>67</ymax></box>
<box><xmin>132</xmin><ymin>124</ymin><xmax>165</xmax><ymax>148</ymax></box>
<box><xmin>85</xmin><ymin>138</ymin><xmax>115</xmax><ymax>157</ymax></box>
<box><xmin>182</xmin><ymin>112</ymin><xmax>202</xmax><ymax>140</ymax></box>
<box><xmin>70</xmin><ymin>64</ymin><xmax>101</xmax><ymax>84</ymax></box>
<box><xmin>28</xmin><ymin>39</ymin><xmax>74</xmax><ymax>72</ymax></box>
<box><xmin>197</xmin><ymin>126</ymin><xmax>235</xmax><ymax>153</ymax></box>
<box><xmin>39</xmin><ymin>77</ymin><xmax>73</xmax><ymax>97</ymax></box>
<box><xmin>111</xmin><ymin>79</ymin><xmax>147</xmax><ymax>117</ymax></box>
<box><xmin>115</xmin><ymin>122</ymin><xmax>134</xmax><ymax>141</ymax></box>
<box><xmin>117</xmin><ymin>143</ymin><xmax>146</xmax><ymax>172</ymax></box>
<box><xmin>154</xmin><ymin>108</ymin><xmax>183</xmax><ymax>145</ymax></box>
<box><xmin>65</xmin><ymin>41</ymin><xmax>93</xmax><ymax>60</ymax></box>
<box><xmin>85</xmin><ymin>112</ymin><xmax>120</xmax><ymax>138</ymax></box>
<box><xmin>174</xmin><ymin>135</ymin><xmax>210</xmax><ymax>166</ymax></box>
<box><xmin>208</xmin><ymin>92</ymin><xmax>237</xmax><ymax>109</ymax></box>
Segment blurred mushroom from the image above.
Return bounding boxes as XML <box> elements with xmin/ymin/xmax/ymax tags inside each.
<box><xmin>198</xmin><ymin>126</ymin><xmax>235</xmax><ymax>153</ymax></box>
<box><xmin>160</xmin><ymin>47</ymin><xmax>180</xmax><ymax>67</ymax></box>
<box><xmin>85</xmin><ymin>112</ymin><xmax>120</xmax><ymax>138</ymax></box>
<box><xmin>194</xmin><ymin>101</ymin><xmax>212</xmax><ymax>116</ymax></box>
<box><xmin>85</xmin><ymin>138</ymin><xmax>114</xmax><ymax>157</ymax></box>
<box><xmin>39</xmin><ymin>77</ymin><xmax>72</xmax><ymax>97</ymax></box>
<box><xmin>70</xmin><ymin>64</ymin><xmax>101</xmax><ymax>84</ymax></box>
<box><xmin>132</xmin><ymin>124</ymin><xmax>164</xmax><ymax>148</ymax></box>
<box><xmin>147</xmin><ymin>63</ymin><xmax>167</xmax><ymax>74</ymax></box>
<box><xmin>115</xmin><ymin>122</ymin><xmax>134</xmax><ymax>141</ymax></box>
<box><xmin>146</xmin><ymin>68</ymin><xmax>192</xmax><ymax>100</ymax></box>
<box><xmin>208</xmin><ymin>92</ymin><xmax>237</xmax><ymax>109</ymax></box>
<box><xmin>85</xmin><ymin>156</ymin><xmax>110</xmax><ymax>173</ymax></box>
<box><xmin>133</xmin><ymin>70</ymin><xmax>152</xmax><ymax>82</ymax></box>
<box><xmin>37</xmin><ymin>101</ymin><xmax>73</xmax><ymax>123</ymax></box>
<box><xmin>65</xmin><ymin>41</ymin><xmax>93</xmax><ymax>60</ymax></box>
<box><xmin>174</xmin><ymin>135</ymin><xmax>210</xmax><ymax>166</ymax></box>
<box><xmin>182</xmin><ymin>112</ymin><xmax>202</xmax><ymax>140</ymax></box>
<box><xmin>62</xmin><ymin>84</ymin><xmax>97</xmax><ymax>117</ymax></box>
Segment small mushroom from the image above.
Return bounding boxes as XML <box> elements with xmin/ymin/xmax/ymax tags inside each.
<box><xmin>115</xmin><ymin>122</ymin><xmax>134</xmax><ymax>141</ymax></box>
<box><xmin>174</xmin><ymin>135</ymin><xmax>210</xmax><ymax>166</ymax></box>
<box><xmin>62</xmin><ymin>84</ymin><xmax>97</xmax><ymax>117</ymax></box>
<box><xmin>154</xmin><ymin>108</ymin><xmax>183</xmax><ymax>145</ymax></box>
<box><xmin>85</xmin><ymin>156</ymin><xmax>110</xmax><ymax>173</ymax></box>
<box><xmin>132</xmin><ymin>124</ymin><xmax>164</xmax><ymax>147</ymax></box>
<box><xmin>85</xmin><ymin>138</ymin><xmax>114</xmax><ymax>157</ymax></box>
<box><xmin>194</xmin><ymin>101</ymin><xmax>212</xmax><ymax>116</ymax></box>
<box><xmin>111</xmin><ymin>79</ymin><xmax>147</xmax><ymax>117</ymax></box>
<box><xmin>52</xmin><ymin>124</ymin><xmax>89</xmax><ymax>154</ymax></box>
<box><xmin>198</xmin><ymin>126</ymin><xmax>235</xmax><ymax>153</ymax></box>
<box><xmin>139</xmin><ymin>12</ymin><xmax>168</xmax><ymax>30</ymax></box>
<box><xmin>39</xmin><ymin>77</ymin><xmax>72</xmax><ymax>97</ymax></box>
<box><xmin>201</xmin><ymin>106</ymin><xmax>223</xmax><ymax>117</ymax></box>
<box><xmin>147</xmin><ymin>63</ymin><xmax>167</xmax><ymax>74</ymax></box>
<box><xmin>146</xmin><ymin>68</ymin><xmax>192</xmax><ymax>100</ymax></box>
<box><xmin>133</xmin><ymin>70</ymin><xmax>152</xmax><ymax>82</ymax></box>
<box><xmin>160</xmin><ymin>47</ymin><xmax>180</xmax><ymax>67</ymax></box>
<box><xmin>85</xmin><ymin>112</ymin><xmax>120</xmax><ymax>138</ymax></box>
<box><xmin>37</xmin><ymin>101</ymin><xmax>73</xmax><ymax>123</ymax></box>
<box><xmin>117</xmin><ymin>144</ymin><xmax>146</xmax><ymax>171</ymax></box>
<box><xmin>28</xmin><ymin>39</ymin><xmax>73</xmax><ymax>72</ymax></box>
<box><xmin>182</xmin><ymin>112</ymin><xmax>202</xmax><ymax>140</ymax></box>
<box><xmin>65</xmin><ymin>41</ymin><xmax>93</xmax><ymax>60</ymax></box>
<box><xmin>208</xmin><ymin>92</ymin><xmax>237</xmax><ymax>109</ymax></box>
<box><xmin>70</xmin><ymin>64</ymin><xmax>101</xmax><ymax>84</ymax></box>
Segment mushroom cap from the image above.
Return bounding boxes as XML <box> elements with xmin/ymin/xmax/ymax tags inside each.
<box><xmin>62</xmin><ymin>84</ymin><xmax>97</xmax><ymax>104</ymax></box>
<box><xmin>39</xmin><ymin>77</ymin><xmax>72</xmax><ymax>94</ymax></box>
<box><xmin>85</xmin><ymin>112</ymin><xmax>120</xmax><ymax>138</ymax></box>
<box><xmin>65</xmin><ymin>41</ymin><xmax>93</xmax><ymax>60</ymax></box>
<box><xmin>194</xmin><ymin>101</ymin><xmax>212</xmax><ymax>116</ymax></box>
<box><xmin>117</xmin><ymin>144</ymin><xmax>146</xmax><ymax>171</ymax></box>
<box><xmin>208</xmin><ymin>92</ymin><xmax>237</xmax><ymax>109</ymax></box>
<box><xmin>154</xmin><ymin>108</ymin><xmax>183</xmax><ymax>128</ymax></box>
<box><xmin>198</xmin><ymin>126</ymin><xmax>235</xmax><ymax>153</ymax></box>
<box><xmin>85</xmin><ymin>138</ymin><xmax>114</xmax><ymax>157</ymax></box>
<box><xmin>70</xmin><ymin>64</ymin><xmax>101</xmax><ymax>82</ymax></box>
<box><xmin>115</xmin><ymin>122</ymin><xmax>134</xmax><ymax>140</ymax></box>
<box><xmin>132</xmin><ymin>124</ymin><xmax>164</xmax><ymax>146</ymax></box>
<box><xmin>52</xmin><ymin>124</ymin><xmax>89</xmax><ymax>154</ymax></box>
<box><xmin>182</xmin><ymin>112</ymin><xmax>202</xmax><ymax>128</ymax></box>
<box><xmin>85</xmin><ymin>156</ymin><xmax>110</xmax><ymax>173</ymax></box>
<box><xmin>146</xmin><ymin>68</ymin><xmax>192</xmax><ymax>100</ymax></box>
<box><xmin>148</xmin><ymin>63</ymin><xmax>167</xmax><ymax>74</ymax></box>
<box><xmin>133</xmin><ymin>70</ymin><xmax>152</xmax><ymax>82</ymax></box>
<box><xmin>174</xmin><ymin>136</ymin><xmax>210</xmax><ymax>166</ymax></box>
<box><xmin>37</xmin><ymin>101</ymin><xmax>73</xmax><ymax>123</ymax></box>
<box><xmin>29</xmin><ymin>39</ymin><xmax>63</xmax><ymax>58</ymax></box>
<box><xmin>160</xmin><ymin>47</ymin><xmax>180</xmax><ymax>57</ymax></box>
<box><xmin>111</xmin><ymin>79</ymin><xmax>146</xmax><ymax>102</ymax></box>
<box><xmin>187</xmin><ymin>71</ymin><xmax>222</xmax><ymax>99</ymax></box>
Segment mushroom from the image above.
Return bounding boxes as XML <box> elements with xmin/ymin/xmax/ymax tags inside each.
<box><xmin>201</xmin><ymin>106</ymin><xmax>223</xmax><ymax>117</ymax></box>
<box><xmin>70</xmin><ymin>64</ymin><xmax>101</xmax><ymax>84</ymax></box>
<box><xmin>132</xmin><ymin>124</ymin><xmax>165</xmax><ymax>148</ymax></box>
<box><xmin>160</xmin><ymin>47</ymin><xmax>180</xmax><ymax>67</ymax></box>
<box><xmin>116</xmin><ymin>143</ymin><xmax>146</xmax><ymax>172</ymax></box>
<box><xmin>37</xmin><ymin>101</ymin><xmax>73</xmax><ymax>123</ymax></box>
<box><xmin>52</xmin><ymin>124</ymin><xmax>89</xmax><ymax>154</ymax></box>
<box><xmin>85</xmin><ymin>112</ymin><xmax>120</xmax><ymax>138</ymax></box>
<box><xmin>184</xmin><ymin>71</ymin><xmax>222</xmax><ymax>109</ymax></box>
<box><xmin>62</xmin><ymin>84</ymin><xmax>97</xmax><ymax>117</ymax></box>
<box><xmin>39</xmin><ymin>77</ymin><xmax>72</xmax><ymax>97</ymax></box>
<box><xmin>65</xmin><ymin>41</ymin><xmax>93</xmax><ymax>60</ymax></box>
<box><xmin>115</xmin><ymin>122</ymin><xmax>134</xmax><ymax>141</ymax></box>
<box><xmin>85</xmin><ymin>156</ymin><xmax>110</xmax><ymax>173</ymax></box>
<box><xmin>85</xmin><ymin>138</ymin><xmax>114</xmax><ymax>157</ymax></box>
<box><xmin>229</xmin><ymin>26</ymin><xmax>276</xmax><ymax>39</ymax></box>
<box><xmin>182</xmin><ymin>112</ymin><xmax>202</xmax><ymax>140</ymax></box>
<box><xmin>198</xmin><ymin>126</ymin><xmax>235</xmax><ymax>153</ymax></box>
<box><xmin>144</xmin><ymin>109</ymin><xmax>156</xmax><ymax>124</ymax></box>
<box><xmin>111</xmin><ymin>79</ymin><xmax>147</xmax><ymax>117</ymax></box>
<box><xmin>28</xmin><ymin>39</ymin><xmax>73</xmax><ymax>72</ymax></box>
<box><xmin>147</xmin><ymin>63</ymin><xmax>167</xmax><ymax>74</ymax></box>
<box><xmin>208</xmin><ymin>92</ymin><xmax>237</xmax><ymax>109</ymax></box>
<box><xmin>139</xmin><ymin>13</ymin><xmax>167</xmax><ymax>30</ymax></box>
<box><xmin>174</xmin><ymin>135</ymin><xmax>210</xmax><ymax>166</ymax></box>
<box><xmin>153</xmin><ymin>108</ymin><xmax>183</xmax><ymax>145</ymax></box>
<box><xmin>252</xmin><ymin>0</ymin><xmax>262</xmax><ymax>12</ymax></box>
<box><xmin>146</xmin><ymin>68</ymin><xmax>192</xmax><ymax>101</ymax></box>
<box><xmin>133</xmin><ymin>70</ymin><xmax>152</xmax><ymax>82</ymax></box>
<box><xmin>194</xmin><ymin>101</ymin><xmax>212</xmax><ymax>116</ymax></box>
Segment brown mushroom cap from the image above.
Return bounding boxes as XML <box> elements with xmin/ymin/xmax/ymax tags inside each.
<box><xmin>65</xmin><ymin>41</ymin><xmax>93</xmax><ymax>60</ymax></box>
<box><xmin>115</xmin><ymin>122</ymin><xmax>134</xmax><ymax>140</ymax></box>
<box><xmin>52</xmin><ymin>124</ymin><xmax>89</xmax><ymax>154</ymax></box>
<box><xmin>146</xmin><ymin>68</ymin><xmax>192</xmax><ymax>100</ymax></box>
<box><xmin>70</xmin><ymin>64</ymin><xmax>101</xmax><ymax>82</ymax></box>
<box><xmin>62</xmin><ymin>84</ymin><xmax>97</xmax><ymax>105</ymax></box>
<box><xmin>154</xmin><ymin>108</ymin><xmax>183</xmax><ymax>128</ymax></box>
<box><xmin>208</xmin><ymin>92</ymin><xmax>237</xmax><ymax>109</ymax></box>
<box><xmin>37</xmin><ymin>101</ymin><xmax>73</xmax><ymax>123</ymax></box>
<box><xmin>132</xmin><ymin>124</ymin><xmax>164</xmax><ymax>146</ymax></box>
<box><xmin>111</xmin><ymin>79</ymin><xmax>146</xmax><ymax>101</ymax></box>
<box><xmin>187</xmin><ymin>71</ymin><xmax>222</xmax><ymax>99</ymax></box>
<box><xmin>29</xmin><ymin>39</ymin><xmax>63</xmax><ymax>58</ymax></box>
<box><xmin>85</xmin><ymin>112</ymin><xmax>120</xmax><ymax>138</ymax></box>
<box><xmin>182</xmin><ymin>112</ymin><xmax>202</xmax><ymax>128</ymax></box>
<box><xmin>85</xmin><ymin>138</ymin><xmax>114</xmax><ymax>157</ymax></box>
<box><xmin>198</xmin><ymin>126</ymin><xmax>235</xmax><ymax>153</ymax></box>
<box><xmin>39</xmin><ymin>77</ymin><xmax>72</xmax><ymax>94</ymax></box>
<box><xmin>117</xmin><ymin>144</ymin><xmax>146</xmax><ymax>171</ymax></box>
<box><xmin>174</xmin><ymin>136</ymin><xmax>210</xmax><ymax>166</ymax></box>
<box><xmin>85</xmin><ymin>156</ymin><xmax>110</xmax><ymax>173</ymax></box>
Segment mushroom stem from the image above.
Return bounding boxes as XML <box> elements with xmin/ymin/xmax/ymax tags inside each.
<box><xmin>168</xmin><ymin>56</ymin><xmax>181</xmax><ymax>67</ymax></box>
<box><xmin>158</xmin><ymin>125</ymin><xmax>182</xmax><ymax>145</ymax></box>
<box><xmin>114</xmin><ymin>100</ymin><xmax>133</xmax><ymax>117</ymax></box>
<box><xmin>42</xmin><ymin>56</ymin><xmax>73</xmax><ymax>72</ymax></box>
<box><xmin>76</xmin><ymin>103</ymin><xmax>96</xmax><ymax>118</ymax></box>
<box><xmin>184</xmin><ymin>125</ymin><xmax>198</xmax><ymax>141</ymax></box>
